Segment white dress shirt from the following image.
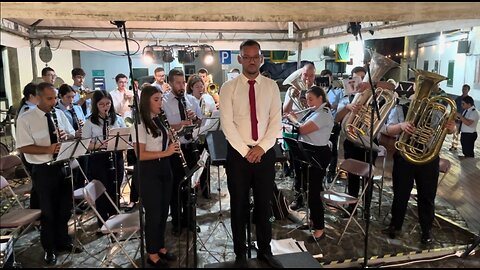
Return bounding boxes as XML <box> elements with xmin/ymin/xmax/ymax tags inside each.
<box><xmin>131</xmin><ymin>120</ymin><xmax>168</xmax><ymax>152</ymax></box>
<box><xmin>460</xmin><ymin>106</ymin><xmax>479</xmax><ymax>133</ymax></box>
<box><xmin>16</xmin><ymin>107</ymin><xmax>75</xmax><ymax>164</ymax></box>
<box><xmin>56</xmin><ymin>100</ymin><xmax>86</xmax><ymax>130</ymax></box>
<box><xmin>82</xmin><ymin>115</ymin><xmax>126</xmax><ymax>145</ymax></box>
<box><xmin>163</xmin><ymin>91</ymin><xmax>203</xmax><ymax>144</ymax></box>
<box><xmin>299</xmin><ymin>103</ymin><xmax>334</xmax><ymax>146</ymax></box>
<box><xmin>110</xmin><ymin>88</ymin><xmax>134</xmax><ymax>117</ymax></box>
<box><xmin>220</xmin><ymin>73</ymin><xmax>282</xmax><ymax>157</ymax></box>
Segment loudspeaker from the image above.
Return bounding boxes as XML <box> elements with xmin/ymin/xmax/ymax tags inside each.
<box><xmin>457</xmin><ymin>40</ymin><xmax>470</xmax><ymax>54</ymax></box>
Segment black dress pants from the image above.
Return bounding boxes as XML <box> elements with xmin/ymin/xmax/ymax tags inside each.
<box><xmin>460</xmin><ymin>132</ymin><xmax>477</xmax><ymax>157</ymax></box>
<box><xmin>226</xmin><ymin>143</ymin><xmax>275</xmax><ymax>256</ymax></box>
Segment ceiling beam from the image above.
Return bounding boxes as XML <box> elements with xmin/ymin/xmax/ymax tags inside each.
<box><xmin>2</xmin><ymin>2</ymin><xmax>480</xmax><ymax>22</ymax></box>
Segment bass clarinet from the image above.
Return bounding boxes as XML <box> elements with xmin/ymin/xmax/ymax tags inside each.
<box><xmin>158</xmin><ymin>108</ymin><xmax>189</xmax><ymax>175</ymax></box>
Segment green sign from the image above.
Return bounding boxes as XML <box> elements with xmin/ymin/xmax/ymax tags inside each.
<box><xmin>447</xmin><ymin>61</ymin><xmax>454</xmax><ymax>87</ymax></box>
<box><xmin>92</xmin><ymin>70</ymin><xmax>105</xmax><ymax>77</ymax></box>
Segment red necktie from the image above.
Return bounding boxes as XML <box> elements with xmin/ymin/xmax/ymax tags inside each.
<box><xmin>248</xmin><ymin>80</ymin><xmax>258</xmax><ymax>141</ymax></box>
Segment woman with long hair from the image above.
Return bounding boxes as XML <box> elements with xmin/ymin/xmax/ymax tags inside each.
<box><xmin>82</xmin><ymin>90</ymin><xmax>125</xmax><ymax>228</ymax></box>
<box><xmin>131</xmin><ymin>85</ymin><xmax>180</xmax><ymax>267</ymax></box>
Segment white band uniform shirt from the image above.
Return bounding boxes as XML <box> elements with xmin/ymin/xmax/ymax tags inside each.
<box><xmin>130</xmin><ymin>121</ymin><xmax>168</xmax><ymax>152</ymax></box>
<box><xmin>81</xmin><ymin>115</ymin><xmax>126</xmax><ymax>143</ymax></box>
<box><xmin>220</xmin><ymin>74</ymin><xmax>282</xmax><ymax>157</ymax></box>
<box><xmin>56</xmin><ymin>100</ymin><xmax>86</xmax><ymax>129</ymax></box>
<box><xmin>18</xmin><ymin>101</ymin><xmax>37</xmax><ymax>116</ymax></box>
<box><xmin>16</xmin><ymin>107</ymin><xmax>75</xmax><ymax>164</ymax></box>
<box><xmin>110</xmin><ymin>88</ymin><xmax>134</xmax><ymax>118</ymax></box>
<box><xmin>460</xmin><ymin>106</ymin><xmax>479</xmax><ymax>133</ymax></box>
<box><xmin>162</xmin><ymin>91</ymin><xmax>203</xmax><ymax>144</ymax></box>
<box><xmin>298</xmin><ymin>103</ymin><xmax>334</xmax><ymax>147</ymax></box>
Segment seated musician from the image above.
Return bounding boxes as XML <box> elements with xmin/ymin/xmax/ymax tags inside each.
<box><xmin>286</xmin><ymin>86</ymin><xmax>334</xmax><ymax>241</ymax></box>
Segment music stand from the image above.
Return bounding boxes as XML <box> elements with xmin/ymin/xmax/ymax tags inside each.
<box><xmin>200</xmin><ymin>130</ymin><xmax>234</xmax><ymax>263</ymax></box>
<box><xmin>283</xmin><ymin>138</ymin><xmax>323</xmax><ymax>236</ymax></box>
<box><xmin>51</xmin><ymin>138</ymin><xmax>102</xmax><ymax>263</ymax></box>
<box><xmin>104</xmin><ymin>127</ymin><xmax>132</xmax><ymax>207</ymax></box>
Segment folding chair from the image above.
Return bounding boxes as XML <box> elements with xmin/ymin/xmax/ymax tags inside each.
<box><xmin>320</xmin><ymin>158</ymin><xmax>373</xmax><ymax>244</ymax></box>
<box><xmin>0</xmin><ymin>176</ymin><xmax>41</xmax><ymax>267</ymax></box>
<box><xmin>83</xmin><ymin>180</ymin><xmax>140</xmax><ymax>268</ymax></box>
<box><xmin>373</xmin><ymin>145</ymin><xmax>387</xmax><ymax>216</ymax></box>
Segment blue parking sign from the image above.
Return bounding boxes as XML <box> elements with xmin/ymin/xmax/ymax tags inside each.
<box><xmin>220</xmin><ymin>50</ymin><xmax>231</xmax><ymax>64</ymax></box>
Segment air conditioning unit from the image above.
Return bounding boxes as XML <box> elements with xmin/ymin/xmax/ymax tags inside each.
<box><xmin>457</xmin><ymin>40</ymin><xmax>470</xmax><ymax>54</ymax></box>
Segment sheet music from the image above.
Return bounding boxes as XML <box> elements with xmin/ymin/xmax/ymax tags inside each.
<box><xmin>55</xmin><ymin>138</ymin><xmax>91</xmax><ymax>162</ymax></box>
<box><xmin>343</xmin><ymin>77</ymin><xmax>362</xmax><ymax>96</ymax></box>
<box><xmin>191</xmin><ymin>149</ymin><xmax>210</xmax><ymax>186</ymax></box>
<box><xmin>192</xmin><ymin>111</ymin><xmax>220</xmax><ymax>139</ymax></box>
<box><xmin>106</xmin><ymin>127</ymin><xmax>132</xmax><ymax>151</ymax></box>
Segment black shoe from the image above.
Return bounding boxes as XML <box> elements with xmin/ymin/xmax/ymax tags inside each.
<box><xmin>234</xmin><ymin>255</ymin><xmax>248</xmax><ymax>268</ymax></box>
<box><xmin>147</xmin><ymin>257</ymin><xmax>169</xmax><ymax>268</ymax></box>
<box><xmin>57</xmin><ymin>243</ymin><xmax>83</xmax><ymax>253</ymax></box>
<box><xmin>158</xmin><ymin>251</ymin><xmax>177</xmax><ymax>261</ymax></box>
<box><xmin>257</xmin><ymin>253</ymin><xmax>283</xmax><ymax>268</ymax></box>
<box><xmin>381</xmin><ymin>226</ymin><xmax>400</xmax><ymax>239</ymax></box>
<box><xmin>289</xmin><ymin>200</ymin><xmax>304</xmax><ymax>211</ymax></box>
<box><xmin>44</xmin><ymin>251</ymin><xmax>57</xmax><ymax>265</ymax></box>
<box><xmin>421</xmin><ymin>231</ymin><xmax>433</xmax><ymax>245</ymax></box>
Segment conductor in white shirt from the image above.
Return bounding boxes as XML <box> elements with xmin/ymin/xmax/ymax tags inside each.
<box><xmin>220</xmin><ymin>39</ymin><xmax>283</xmax><ymax>268</ymax></box>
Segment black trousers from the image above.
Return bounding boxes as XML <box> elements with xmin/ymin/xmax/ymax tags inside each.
<box><xmin>136</xmin><ymin>159</ymin><xmax>172</xmax><ymax>254</ymax></box>
<box><xmin>327</xmin><ymin>123</ymin><xmax>341</xmax><ymax>176</ymax></box>
<box><xmin>226</xmin><ymin>143</ymin><xmax>275</xmax><ymax>256</ymax></box>
<box><xmin>169</xmin><ymin>144</ymin><xmax>197</xmax><ymax>229</ymax></box>
<box><xmin>343</xmin><ymin>139</ymin><xmax>378</xmax><ymax>202</ymax></box>
<box><xmin>300</xmin><ymin>143</ymin><xmax>331</xmax><ymax>230</ymax></box>
<box><xmin>20</xmin><ymin>153</ymin><xmax>39</xmax><ymax>209</ymax></box>
<box><xmin>390</xmin><ymin>153</ymin><xmax>439</xmax><ymax>234</ymax></box>
<box><xmin>31</xmin><ymin>163</ymin><xmax>73</xmax><ymax>251</ymax></box>
<box><xmin>87</xmin><ymin>151</ymin><xmax>124</xmax><ymax>227</ymax></box>
<box><xmin>461</xmin><ymin>132</ymin><xmax>477</xmax><ymax>157</ymax></box>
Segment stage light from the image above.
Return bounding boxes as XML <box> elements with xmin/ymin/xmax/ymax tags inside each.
<box><xmin>178</xmin><ymin>46</ymin><xmax>195</xmax><ymax>63</ymax></box>
<box><xmin>142</xmin><ymin>46</ymin><xmax>154</xmax><ymax>64</ymax></box>
<box><xmin>204</xmin><ymin>52</ymin><xmax>214</xmax><ymax>65</ymax></box>
<box><xmin>162</xmin><ymin>46</ymin><xmax>174</xmax><ymax>63</ymax></box>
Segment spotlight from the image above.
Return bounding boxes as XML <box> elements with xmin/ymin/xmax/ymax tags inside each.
<box><xmin>178</xmin><ymin>46</ymin><xmax>195</xmax><ymax>63</ymax></box>
<box><xmin>162</xmin><ymin>46</ymin><xmax>174</xmax><ymax>63</ymax></box>
<box><xmin>142</xmin><ymin>46</ymin><xmax>154</xmax><ymax>64</ymax></box>
<box><xmin>347</xmin><ymin>22</ymin><xmax>362</xmax><ymax>41</ymax></box>
<box><xmin>204</xmin><ymin>52</ymin><xmax>214</xmax><ymax>65</ymax></box>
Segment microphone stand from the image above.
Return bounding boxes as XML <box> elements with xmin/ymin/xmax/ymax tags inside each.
<box><xmin>362</xmin><ymin>53</ymin><xmax>382</xmax><ymax>268</ymax></box>
<box><xmin>113</xmin><ymin>20</ymin><xmax>145</xmax><ymax>268</ymax></box>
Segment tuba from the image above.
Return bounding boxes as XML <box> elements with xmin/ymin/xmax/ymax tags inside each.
<box><xmin>283</xmin><ymin>68</ymin><xmax>309</xmax><ymax>111</ymax></box>
<box><xmin>342</xmin><ymin>51</ymin><xmax>399</xmax><ymax>149</ymax></box>
<box><xmin>395</xmin><ymin>69</ymin><xmax>456</xmax><ymax>165</ymax></box>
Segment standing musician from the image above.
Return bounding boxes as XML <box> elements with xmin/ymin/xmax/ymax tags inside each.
<box><xmin>283</xmin><ymin>63</ymin><xmax>316</xmax><ymax>210</ymax></box>
<box><xmin>71</xmin><ymin>68</ymin><xmax>92</xmax><ymax>117</ymax></box>
<box><xmin>16</xmin><ymin>82</ymin><xmax>77</xmax><ymax>265</ymax></box>
<box><xmin>131</xmin><ymin>86</ymin><xmax>180</xmax><ymax>267</ymax></box>
<box><xmin>162</xmin><ymin>69</ymin><xmax>202</xmax><ymax>236</ymax></box>
<box><xmin>220</xmin><ymin>39</ymin><xmax>283</xmax><ymax>268</ymax></box>
<box><xmin>382</xmin><ymin>98</ymin><xmax>456</xmax><ymax>244</ymax></box>
<box><xmin>56</xmin><ymin>84</ymin><xmax>87</xmax><ymax>195</ymax></box>
<box><xmin>458</xmin><ymin>96</ymin><xmax>478</xmax><ymax>158</ymax></box>
<box><xmin>82</xmin><ymin>90</ymin><xmax>126</xmax><ymax>229</ymax></box>
<box><xmin>285</xmin><ymin>86</ymin><xmax>334</xmax><ymax>241</ymax></box>
<box><xmin>15</xmin><ymin>83</ymin><xmax>39</xmax><ymax>123</ymax></box>
<box><xmin>110</xmin><ymin>73</ymin><xmax>134</xmax><ymax>118</ymax></box>
<box><xmin>151</xmin><ymin>67</ymin><xmax>171</xmax><ymax>93</ymax></box>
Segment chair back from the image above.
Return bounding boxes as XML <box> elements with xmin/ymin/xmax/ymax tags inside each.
<box><xmin>0</xmin><ymin>175</ymin><xmax>8</xmax><ymax>189</ymax></box>
<box><xmin>83</xmin><ymin>179</ymin><xmax>106</xmax><ymax>206</ymax></box>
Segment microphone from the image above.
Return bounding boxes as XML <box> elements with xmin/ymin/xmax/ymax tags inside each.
<box><xmin>110</xmin><ymin>21</ymin><xmax>125</xmax><ymax>37</ymax></box>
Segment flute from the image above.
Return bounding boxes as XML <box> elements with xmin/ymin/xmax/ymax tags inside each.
<box><xmin>291</xmin><ymin>106</ymin><xmax>316</xmax><ymax>115</ymax></box>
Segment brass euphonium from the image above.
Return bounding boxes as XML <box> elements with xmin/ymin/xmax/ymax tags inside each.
<box><xmin>342</xmin><ymin>51</ymin><xmax>399</xmax><ymax>148</ymax></box>
<box><xmin>394</xmin><ymin>69</ymin><xmax>456</xmax><ymax>165</ymax></box>
<box><xmin>283</xmin><ymin>68</ymin><xmax>309</xmax><ymax>111</ymax></box>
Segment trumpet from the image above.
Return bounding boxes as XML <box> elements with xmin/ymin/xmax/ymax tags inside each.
<box><xmin>79</xmin><ymin>87</ymin><xmax>94</xmax><ymax>100</ymax></box>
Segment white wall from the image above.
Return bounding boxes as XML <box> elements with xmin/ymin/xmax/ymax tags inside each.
<box><xmin>417</xmin><ymin>32</ymin><xmax>480</xmax><ymax>102</ymax></box>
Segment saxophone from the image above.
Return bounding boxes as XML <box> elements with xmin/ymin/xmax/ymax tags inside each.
<box><xmin>158</xmin><ymin>108</ymin><xmax>189</xmax><ymax>175</ymax></box>
<box><xmin>395</xmin><ymin>69</ymin><xmax>457</xmax><ymax>165</ymax></box>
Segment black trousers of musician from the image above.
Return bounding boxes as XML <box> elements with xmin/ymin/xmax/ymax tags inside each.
<box><xmin>226</xmin><ymin>143</ymin><xmax>275</xmax><ymax>257</ymax></box>
<box><xmin>31</xmin><ymin>163</ymin><xmax>73</xmax><ymax>252</ymax></box>
<box><xmin>169</xmin><ymin>143</ymin><xmax>197</xmax><ymax>230</ymax></box>
<box><xmin>301</xmin><ymin>143</ymin><xmax>331</xmax><ymax>230</ymax></box>
<box><xmin>327</xmin><ymin>122</ymin><xmax>341</xmax><ymax>176</ymax></box>
<box><xmin>343</xmin><ymin>139</ymin><xmax>378</xmax><ymax>213</ymax></box>
<box><xmin>136</xmin><ymin>158</ymin><xmax>173</xmax><ymax>254</ymax></box>
<box><xmin>20</xmin><ymin>153</ymin><xmax>39</xmax><ymax>209</ymax></box>
<box><xmin>390</xmin><ymin>153</ymin><xmax>439</xmax><ymax>235</ymax></box>
<box><xmin>87</xmin><ymin>151</ymin><xmax>124</xmax><ymax>227</ymax></box>
<box><xmin>460</xmin><ymin>132</ymin><xmax>477</xmax><ymax>157</ymax></box>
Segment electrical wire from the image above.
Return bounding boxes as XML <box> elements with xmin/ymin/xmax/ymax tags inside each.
<box><xmin>68</xmin><ymin>36</ymin><xmax>140</xmax><ymax>56</ymax></box>
<box><xmin>380</xmin><ymin>251</ymin><xmax>464</xmax><ymax>268</ymax></box>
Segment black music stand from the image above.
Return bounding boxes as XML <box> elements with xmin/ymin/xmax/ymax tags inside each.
<box><xmin>51</xmin><ymin>138</ymin><xmax>102</xmax><ymax>263</ymax></box>
<box><xmin>104</xmin><ymin>127</ymin><xmax>132</xmax><ymax>208</ymax></box>
<box><xmin>200</xmin><ymin>130</ymin><xmax>234</xmax><ymax>262</ymax></box>
<box><xmin>283</xmin><ymin>138</ymin><xmax>323</xmax><ymax>236</ymax></box>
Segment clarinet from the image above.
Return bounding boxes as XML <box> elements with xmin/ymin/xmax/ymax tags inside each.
<box><xmin>104</xmin><ymin>112</ymin><xmax>116</xmax><ymax>171</ymax></box>
<box><xmin>158</xmin><ymin>108</ymin><xmax>189</xmax><ymax>175</ymax></box>
<box><xmin>70</xmin><ymin>105</ymin><xmax>83</xmax><ymax>130</ymax></box>
<box><xmin>51</xmin><ymin>108</ymin><xmax>70</xmax><ymax>177</ymax></box>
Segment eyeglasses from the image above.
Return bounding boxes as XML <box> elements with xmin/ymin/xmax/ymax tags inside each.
<box><xmin>241</xmin><ymin>55</ymin><xmax>262</xmax><ymax>62</ymax></box>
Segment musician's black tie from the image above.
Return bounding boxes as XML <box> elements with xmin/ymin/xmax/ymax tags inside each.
<box><xmin>69</xmin><ymin>109</ymin><xmax>79</xmax><ymax>130</ymax></box>
<box><xmin>45</xmin><ymin>112</ymin><xmax>58</xmax><ymax>144</ymax></box>
<box><xmin>176</xmin><ymin>97</ymin><xmax>186</xmax><ymax>120</ymax></box>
